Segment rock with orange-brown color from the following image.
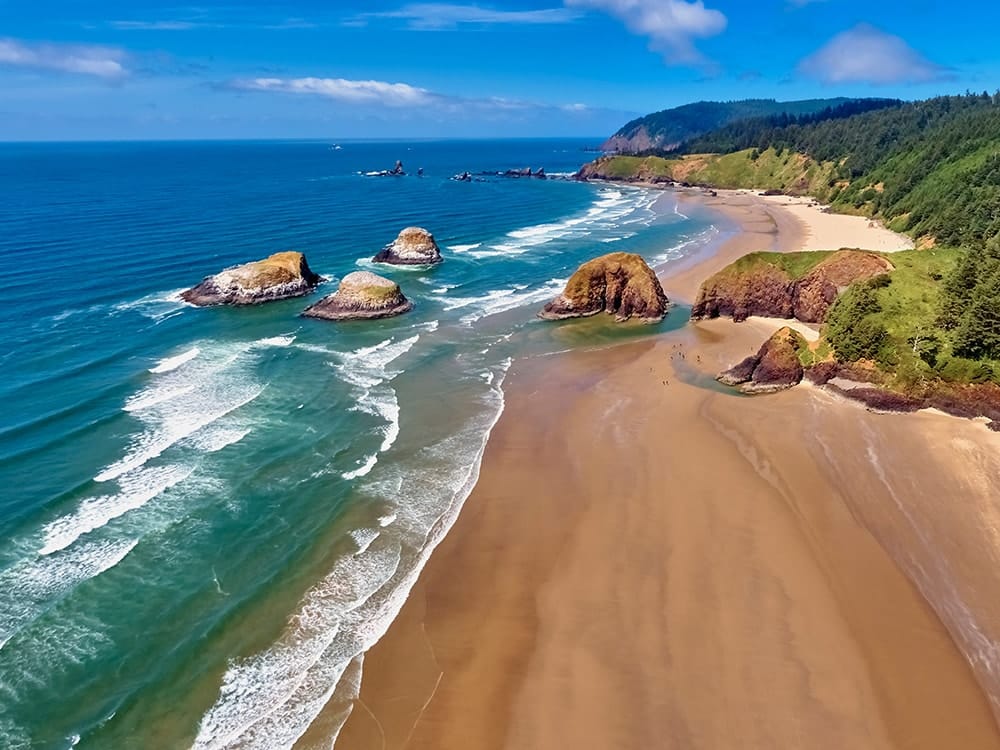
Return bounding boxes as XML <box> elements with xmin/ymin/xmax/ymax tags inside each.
<box><xmin>539</xmin><ymin>252</ymin><xmax>669</xmax><ymax>322</ymax></box>
<box><xmin>181</xmin><ymin>251</ymin><xmax>321</xmax><ymax>306</ymax></box>
<box><xmin>692</xmin><ymin>249</ymin><xmax>893</xmax><ymax>323</ymax></box>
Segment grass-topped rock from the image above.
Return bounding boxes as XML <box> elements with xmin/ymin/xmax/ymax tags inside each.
<box><xmin>539</xmin><ymin>252</ymin><xmax>669</xmax><ymax>323</ymax></box>
<box><xmin>181</xmin><ymin>251</ymin><xmax>322</xmax><ymax>306</ymax></box>
<box><xmin>302</xmin><ymin>271</ymin><xmax>413</xmax><ymax>321</ymax></box>
<box><xmin>692</xmin><ymin>249</ymin><xmax>894</xmax><ymax>323</ymax></box>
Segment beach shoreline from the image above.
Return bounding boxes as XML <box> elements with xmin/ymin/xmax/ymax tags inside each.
<box><xmin>334</xmin><ymin>188</ymin><xmax>1000</xmax><ymax>749</ymax></box>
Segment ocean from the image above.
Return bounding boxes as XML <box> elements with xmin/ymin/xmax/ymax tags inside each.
<box><xmin>0</xmin><ymin>139</ymin><xmax>721</xmax><ymax>748</ymax></box>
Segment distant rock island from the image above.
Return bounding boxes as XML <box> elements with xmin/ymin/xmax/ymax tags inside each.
<box><xmin>373</xmin><ymin>227</ymin><xmax>443</xmax><ymax>266</ymax></box>
<box><xmin>539</xmin><ymin>252</ymin><xmax>669</xmax><ymax>323</ymax></box>
<box><xmin>302</xmin><ymin>271</ymin><xmax>413</xmax><ymax>321</ymax></box>
<box><xmin>181</xmin><ymin>251</ymin><xmax>321</xmax><ymax>306</ymax></box>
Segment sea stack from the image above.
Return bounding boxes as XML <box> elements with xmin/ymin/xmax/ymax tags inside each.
<box><xmin>302</xmin><ymin>271</ymin><xmax>413</xmax><ymax>321</ymax></box>
<box><xmin>181</xmin><ymin>251</ymin><xmax>321</xmax><ymax>306</ymax></box>
<box><xmin>717</xmin><ymin>327</ymin><xmax>808</xmax><ymax>393</ymax></box>
<box><xmin>372</xmin><ymin>227</ymin><xmax>443</xmax><ymax>266</ymax></box>
<box><xmin>539</xmin><ymin>252</ymin><xmax>669</xmax><ymax>323</ymax></box>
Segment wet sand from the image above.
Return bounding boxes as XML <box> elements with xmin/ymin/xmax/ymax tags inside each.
<box><xmin>335</xmin><ymin>192</ymin><xmax>1000</xmax><ymax>749</ymax></box>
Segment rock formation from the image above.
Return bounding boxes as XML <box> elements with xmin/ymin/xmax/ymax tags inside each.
<box><xmin>539</xmin><ymin>252</ymin><xmax>669</xmax><ymax>323</ymax></box>
<box><xmin>372</xmin><ymin>227</ymin><xmax>443</xmax><ymax>266</ymax></box>
<box><xmin>718</xmin><ymin>327</ymin><xmax>808</xmax><ymax>393</ymax></box>
<box><xmin>302</xmin><ymin>271</ymin><xmax>413</xmax><ymax>321</ymax></box>
<box><xmin>692</xmin><ymin>250</ymin><xmax>894</xmax><ymax>323</ymax></box>
<box><xmin>181</xmin><ymin>251</ymin><xmax>321</xmax><ymax>306</ymax></box>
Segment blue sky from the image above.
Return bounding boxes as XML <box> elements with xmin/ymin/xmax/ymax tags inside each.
<box><xmin>0</xmin><ymin>1</ymin><xmax>995</xmax><ymax>140</ymax></box>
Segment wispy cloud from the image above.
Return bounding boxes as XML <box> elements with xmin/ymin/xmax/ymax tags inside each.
<box><xmin>0</xmin><ymin>37</ymin><xmax>128</xmax><ymax>78</ymax></box>
<box><xmin>798</xmin><ymin>24</ymin><xmax>951</xmax><ymax>84</ymax></box>
<box><xmin>109</xmin><ymin>17</ymin><xmax>317</xmax><ymax>31</ymax></box>
<box><xmin>564</xmin><ymin>0</ymin><xmax>726</xmax><ymax>66</ymax></box>
<box><xmin>222</xmin><ymin>74</ymin><xmax>615</xmax><ymax>122</ymax></box>
<box><xmin>228</xmin><ymin>77</ymin><xmax>437</xmax><ymax>107</ymax></box>
<box><xmin>354</xmin><ymin>3</ymin><xmax>578</xmax><ymax>29</ymax></box>
<box><xmin>110</xmin><ymin>20</ymin><xmax>205</xmax><ymax>31</ymax></box>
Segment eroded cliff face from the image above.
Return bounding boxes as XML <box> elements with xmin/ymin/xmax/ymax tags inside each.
<box><xmin>302</xmin><ymin>271</ymin><xmax>412</xmax><ymax>321</ymax></box>
<box><xmin>373</xmin><ymin>227</ymin><xmax>443</xmax><ymax>266</ymax></box>
<box><xmin>718</xmin><ymin>327</ymin><xmax>808</xmax><ymax>393</ymax></box>
<box><xmin>539</xmin><ymin>252</ymin><xmax>669</xmax><ymax>323</ymax></box>
<box><xmin>181</xmin><ymin>251</ymin><xmax>321</xmax><ymax>306</ymax></box>
<box><xmin>692</xmin><ymin>250</ymin><xmax>894</xmax><ymax>323</ymax></box>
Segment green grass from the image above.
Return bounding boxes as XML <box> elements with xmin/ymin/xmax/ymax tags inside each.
<box><xmin>724</xmin><ymin>250</ymin><xmax>835</xmax><ymax>279</ymax></box>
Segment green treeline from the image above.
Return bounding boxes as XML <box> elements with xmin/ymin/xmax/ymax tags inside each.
<box><xmin>680</xmin><ymin>92</ymin><xmax>1000</xmax><ymax>379</ymax></box>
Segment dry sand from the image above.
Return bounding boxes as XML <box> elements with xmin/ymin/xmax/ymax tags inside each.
<box><xmin>334</xmin><ymin>191</ymin><xmax>1000</xmax><ymax>750</ymax></box>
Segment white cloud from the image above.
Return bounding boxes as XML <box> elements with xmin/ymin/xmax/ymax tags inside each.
<box><xmin>0</xmin><ymin>37</ymin><xmax>128</xmax><ymax>78</ymax></box>
<box><xmin>358</xmin><ymin>4</ymin><xmax>578</xmax><ymax>29</ymax></box>
<box><xmin>111</xmin><ymin>20</ymin><xmax>204</xmax><ymax>31</ymax></box>
<box><xmin>229</xmin><ymin>77</ymin><xmax>438</xmax><ymax>107</ymax></box>
<box><xmin>798</xmin><ymin>24</ymin><xmax>949</xmax><ymax>84</ymax></box>
<box><xmin>564</xmin><ymin>0</ymin><xmax>726</xmax><ymax>65</ymax></box>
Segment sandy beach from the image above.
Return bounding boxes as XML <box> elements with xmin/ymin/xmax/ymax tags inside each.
<box><xmin>335</xmin><ymin>190</ymin><xmax>1000</xmax><ymax>749</ymax></box>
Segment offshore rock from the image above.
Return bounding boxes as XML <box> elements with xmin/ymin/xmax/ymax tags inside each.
<box><xmin>181</xmin><ymin>251</ymin><xmax>321</xmax><ymax>306</ymax></box>
<box><xmin>302</xmin><ymin>271</ymin><xmax>413</xmax><ymax>321</ymax></box>
<box><xmin>539</xmin><ymin>252</ymin><xmax>669</xmax><ymax>323</ymax></box>
<box><xmin>372</xmin><ymin>227</ymin><xmax>443</xmax><ymax>266</ymax></box>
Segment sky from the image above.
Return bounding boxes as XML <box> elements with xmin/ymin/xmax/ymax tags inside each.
<box><xmin>1</xmin><ymin>0</ymin><xmax>997</xmax><ymax>141</ymax></box>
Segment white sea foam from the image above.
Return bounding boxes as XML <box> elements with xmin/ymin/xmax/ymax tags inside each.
<box><xmin>113</xmin><ymin>288</ymin><xmax>188</xmax><ymax>322</ymax></box>
<box><xmin>0</xmin><ymin>538</ymin><xmax>138</xmax><ymax>649</ymax></box>
<box><xmin>99</xmin><ymin>337</ymin><xmax>273</xmax><ymax>482</ymax></box>
<box><xmin>149</xmin><ymin>347</ymin><xmax>201</xmax><ymax>374</ymax></box>
<box><xmin>39</xmin><ymin>465</ymin><xmax>194</xmax><ymax>555</ymax></box>
<box><xmin>349</xmin><ymin>529</ymin><xmax>380</xmax><ymax>556</ymax></box>
<box><xmin>192</xmin><ymin>539</ymin><xmax>403</xmax><ymax>749</ymax></box>
<box><xmin>457</xmin><ymin>278</ymin><xmax>566</xmax><ymax>326</ymax></box>
<box><xmin>96</xmin><ymin>386</ymin><xmax>262</xmax><ymax>482</ymax></box>
<box><xmin>446</xmin><ymin>243</ymin><xmax>481</xmax><ymax>252</ymax></box>
<box><xmin>341</xmin><ymin>454</ymin><xmax>378</xmax><ymax>481</ymax></box>
<box><xmin>192</xmin><ymin>358</ymin><xmax>513</xmax><ymax>750</ymax></box>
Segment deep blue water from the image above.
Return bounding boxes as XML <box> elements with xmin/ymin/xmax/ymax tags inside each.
<box><xmin>0</xmin><ymin>139</ymin><xmax>719</xmax><ymax>748</ymax></box>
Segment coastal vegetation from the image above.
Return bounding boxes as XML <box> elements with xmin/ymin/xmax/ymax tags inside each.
<box><xmin>601</xmin><ymin>97</ymin><xmax>897</xmax><ymax>154</ymax></box>
<box><xmin>589</xmin><ymin>91</ymin><xmax>1000</xmax><ymax>390</ymax></box>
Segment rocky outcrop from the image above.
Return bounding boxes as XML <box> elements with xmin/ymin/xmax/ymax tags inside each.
<box><xmin>181</xmin><ymin>251</ymin><xmax>321</xmax><ymax>306</ymax></box>
<box><xmin>372</xmin><ymin>227</ymin><xmax>443</xmax><ymax>266</ymax></box>
<box><xmin>302</xmin><ymin>271</ymin><xmax>412</xmax><ymax>321</ymax></box>
<box><xmin>692</xmin><ymin>250</ymin><xmax>894</xmax><ymax>323</ymax></box>
<box><xmin>791</xmin><ymin>251</ymin><xmax>894</xmax><ymax>322</ymax></box>
<box><xmin>539</xmin><ymin>252</ymin><xmax>669</xmax><ymax>323</ymax></box>
<box><xmin>575</xmin><ymin>156</ymin><xmax>675</xmax><ymax>185</ymax></box>
<box><xmin>718</xmin><ymin>327</ymin><xmax>808</xmax><ymax>393</ymax></box>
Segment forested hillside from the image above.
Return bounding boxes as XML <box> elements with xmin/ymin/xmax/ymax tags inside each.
<box><xmin>583</xmin><ymin>91</ymin><xmax>1000</xmax><ymax>386</ymax></box>
<box><xmin>601</xmin><ymin>97</ymin><xmax>881</xmax><ymax>153</ymax></box>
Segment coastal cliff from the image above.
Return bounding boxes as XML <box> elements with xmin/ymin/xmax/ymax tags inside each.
<box><xmin>539</xmin><ymin>252</ymin><xmax>669</xmax><ymax>322</ymax></box>
<box><xmin>302</xmin><ymin>271</ymin><xmax>413</xmax><ymax>321</ymax></box>
<box><xmin>692</xmin><ymin>250</ymin><xmax>893</xmax><ymax>323</ymax></box>
<box><xmin>181</xmin><ymin>251</ymin><xmax>321</xmax><ymax>306</ymax></box>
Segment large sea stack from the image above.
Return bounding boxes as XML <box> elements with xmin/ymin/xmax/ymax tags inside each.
<box><xmin>539</xmin><ymin>252</ymin><xmax>669</xmax><ymax>323</ymax></box>
<box><xmin>372</xmin><ymin>227</ymin><xmax>443</xmax><ymax>266</ymax></box>
<box><xmin>692</xmin><ymin>249</ymin><xmax>894</xmax><ymax>323</ymax></box>
<box><xmin>181</xmin><ymin>251</ymin><xmax>321</xmax><ymax>306</ymax></box>
<box><xmin>717</xmin><ymin>326</ymin><xmax>808</xmax><ymax>393</ymax></box>
<box><xmin>302</xmin><ymin>271</ymin><xmax>413</xmax><ymax>321</ymax></box>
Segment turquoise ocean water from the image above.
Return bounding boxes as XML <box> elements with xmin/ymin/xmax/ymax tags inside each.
<box><xmin>0</xmin><ymin>140</ymin><xmax>721</xmax><ymax>748</ymax></box>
